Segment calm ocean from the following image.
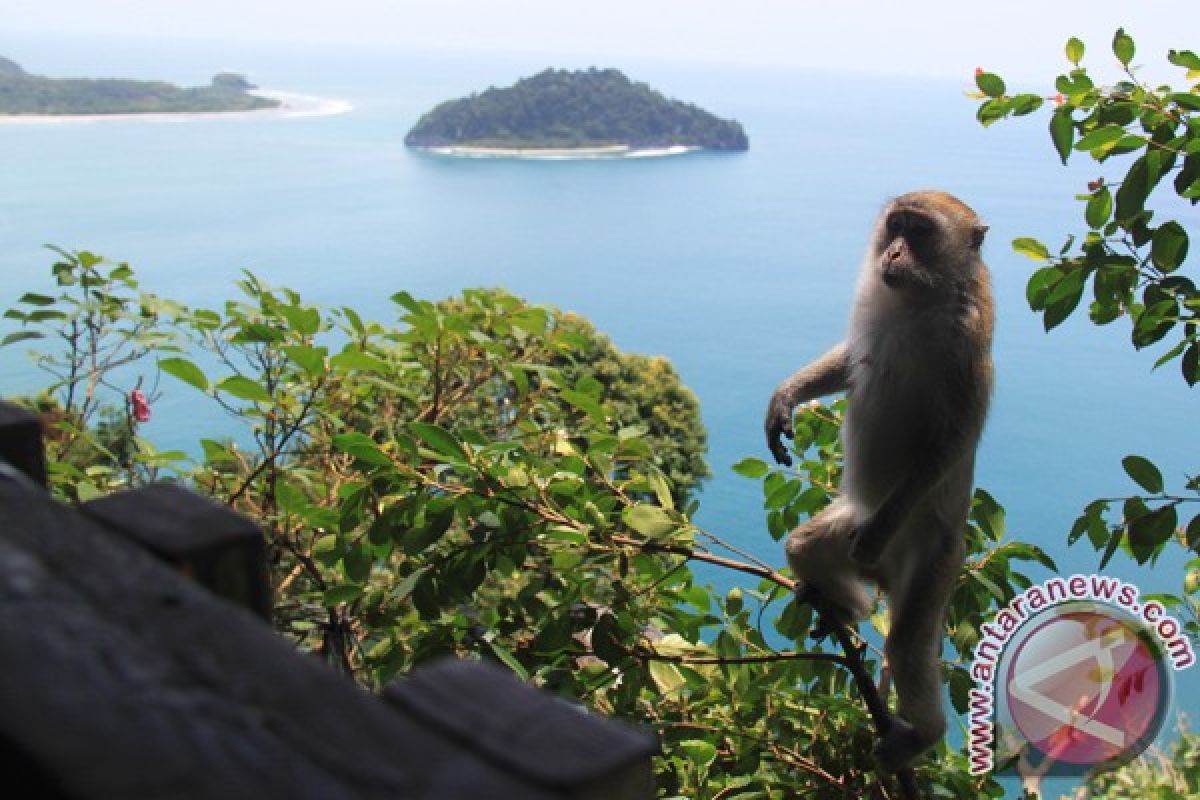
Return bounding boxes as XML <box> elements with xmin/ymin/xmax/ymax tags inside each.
<box><xmin>1</xmin><ymin>34</ymin><xmax>1195</xmax><ymax>791</ymax></box>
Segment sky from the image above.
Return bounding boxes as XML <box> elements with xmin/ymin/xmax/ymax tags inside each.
<box><xmin>4</xmin><ymin>1</ymin><xmax>1199</xmax><ymax>83</ymax></box>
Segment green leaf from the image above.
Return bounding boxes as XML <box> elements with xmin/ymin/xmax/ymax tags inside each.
<box><xmin>1010</xmin><ymin>93</ymin><xmax>1044</xmax><ymax>117</ymax></box>
<box><xmin>623</xmin><ymin>504</ymin><xmax>676</xmax><ymax>539</ymax></box>
<box><xmin>486</xmin><ymin>641</ymin><xmax>530</xmax><ymax>681</ymax></box>
<box><xmin>1129</xmin><ymin>505</ymin><xmax>1177</xmax><ymax>563</ymax></box>
<box><xmin>1183</xmin><ymin>344</ymin><xmax>1199</xmax><ymax>386</ymax></box>
<box><xmin>159</xmin><ymin>357</ymin><xmax>210</xmax><ymax>391</ymax></box>
<box><xmin>1066</xmin><ymin>37</ymin><xmax>1085</xmax><ymax>65</ymax></box>
<box><xmin>282</xmin><ymin>344</ymin><xmax>327</xmax><ymax>376</ymax></box>
<box><xmin>972</xmin><ymin>570</ymin><xmax>1006</xmax><ymax>600</ymax></box>
<box><xmin>332</xmin><ymin>432</ymin><xmax>392</xmax><ymax>466</ymax></box>
<box><xmin>0</xmin><ymin>331</ymin><xmax>45</xmax><ymax>347</ymax></box>
<box><xmin>1050</xmin><ymin>108</ymin><xmax>1074</xmax><ymax>165</ymax></box>
<box><xmin>1115</xmin><ymin>155</ymin><xmax>1152</xmax><ymax>223</ymax></box>
<box><xmin>1013</xmin><ymin>237</ymin><xmax>1051</xmax><ymax>261</ymax></box>
<box><xmin>559</xmin><ymin>389</ymin><xmax>606</xmax><ymax>421</ymax></box>
<box><xmin>1169</xmin><ymin>49</ymin><xmax>1200</xmax><ymax>70</ymax></box>
<box><xmin>1187</xmin><ymin>513</ymin><xmax>1200</xmax><ymax>551</ymax></box>
<box><xmin>18</xmin><ymin>292</ymin><xmax>55</xmax><ymax>307</ymax></box>
<box><xmin>200</xmin><ymin>438</ymin><xmax>237</xmax><ymax>465</ymax></box>
<box><xmin>972</xmin><ymin>489</ymin><xmax>1006</xmax><ymax>540</ymax></box>
<box><xmin>1042</xmin><ymin>268</ymin><xmax>1087</xmax><ymax>330</ymax></box>
<box><xmin>975</xmin><ymin>71</ymin><xmax>1006</xmax><ymax>98</ymax></box>
<box><xmin>410</xmin><ymin>422</ymin><xmax>464</xmax><ymax>460</ymax></box>
<box><xmin>323</xmin><ymin>584</ymin><xmax>363</xmax><ymax>606</ymax></box>
<box><xmin>330</xmin><ymin>348</ymin><xmax>390</xmax><ymax>374</ymax></box>
<box><xmin>976</xmin><ymin>97</ymin><xmax>1011</xmax><ymax>127</ymax></box>
<box><xmin>649</xmin><ymin>660</ymin><xmax>686</xmax><ymax>694</ymax></box>
<box><xmin>280</xmin><ymin>305</ymin><xmax>320</xmax><ymax>336</ymax></box>
<box><xmin>1152</xmin><ymin>339</ymin><xmax>1189</xmax><ymax>371</ymax></box>
<box><xmin>1026</xmin><ymin>266</ymin><xmax>1061</xmax><ymax>309</ymax></box>
<box><xmin>344</xmin><ymin>545</ymin><xmax>373</xmax><ymax>583</ymax></box>
<box><xmin>1074</xmin><ymin>125</ymin><xmax>1125</xmax><ymax>152</ymax></box>
<box><xmin>1112</xmin><ymin>28</ymin><xmax>1135</xmax><ymax>66</ymax></box>
<box><xmin>274</xmin><ymin>480</ymin><xmax>307</xmax><ymax>513</ymax></box>
<box><xmin>395</xmin><ymin>566</ymin><xmax>429</xmax><ymax>600</ymax></box>
<box><xmin>312</xmin><ymin>534</ymin><xmax>339</xmax><ymax>555</ymax></box>
<box><xmin>1151</xmin><ymin>222</ymin><xmax>1189</xmax><ymax>272</ymax></box>
<box><xmin>1085</xmin><ymin>187</ymin><xmax>1113</xmax><ymax>229</ymax></box>
<box><xmin>1122</xmin><ymin>455</ymin><xmax>1164</xmax><ymax>494</ymax></box>
<box><xmin>732</xmin><ymin>457</ymin><xmax>769</xmax><ymax>479</ymax></box>
<box><xmin>1098</xmin><ymin>528</ymin><xmax>1124</xmax><ymax>570</ymax></box>
<box><xmin>216</xmin><ymin>375</ymin><xmax>273</xmax><ymax>403</ymax></box>
<box><xmin>765</xmin><ymin>478</ymin><xmax>803</xmax><ymax>510</ymax></box>
<box><xmin>679</xmin><ymin>739</ymin><xmax>718</xmax><ymax>771</ymax></box>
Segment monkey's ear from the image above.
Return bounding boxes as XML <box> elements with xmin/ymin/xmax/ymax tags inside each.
<box><xmin>971</xmin><ymin>223</ymin><xmax>989</xmax><ymax>249</ymax></box>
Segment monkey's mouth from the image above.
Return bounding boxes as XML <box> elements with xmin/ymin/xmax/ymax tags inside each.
<box><xmin>881</xmin><ymin>265</ymin><xmax>935</xmax><ymax>291</ymax></box>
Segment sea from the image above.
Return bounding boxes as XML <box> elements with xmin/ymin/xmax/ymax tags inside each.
<box><xmin>0</xmin><ymin>33</ymin><xmax>1195</xmax><ymax>795</ymax></box>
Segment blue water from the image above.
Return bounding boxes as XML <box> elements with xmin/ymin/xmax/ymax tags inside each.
<box><xmin>1</xmin><ymin>34</ymin><xmax>1196</xmax><ymax>794</ymax></box>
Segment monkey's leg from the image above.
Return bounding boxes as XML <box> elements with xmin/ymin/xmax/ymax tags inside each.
<box><xmin>875</xmin><ymin>533</ymin><xmax>961</xmax><ymax>772</ymax></box>
<box><xmin>784</xmin><ymin>501</ymin><xmax>872</xmax><ymax>622</ymax></box>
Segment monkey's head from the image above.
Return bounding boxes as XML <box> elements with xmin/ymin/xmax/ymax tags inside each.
<box><xmin>874</xmin><ymin>191</ymin><xmax>988</xmax><ymax>294</ymax></box>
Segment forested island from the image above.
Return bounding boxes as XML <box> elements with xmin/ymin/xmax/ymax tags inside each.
<box><xmin>0</xmin><ymin>57</ymin><xmax>280</xmax><ymax>115</ymax></box>
<box><xmin>405</xmin><ymin>68</ymin><xmax>748</xmax><ymax>156</ymax></box>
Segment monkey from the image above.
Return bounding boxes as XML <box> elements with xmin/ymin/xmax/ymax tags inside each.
<box><xmin>764</xmin><ymin>190</ymin><xmax>993</xmax><ymax>772</ymax></box>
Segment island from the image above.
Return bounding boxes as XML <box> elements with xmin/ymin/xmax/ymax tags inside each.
<box><xmin>405</xmin><ymin>68</ymin><xmax>748</xmax><ymax>158</ymax></box>
<box><xmin>0</xmin><ymin>56</ymin><xmax>281</xmax><ymax>115</ymax></box>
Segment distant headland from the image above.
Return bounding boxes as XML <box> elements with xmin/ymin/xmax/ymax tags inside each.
<box><xmin>0</xmin><ymin>56</ymin><xmax>281</xmax><ymax>116</ymax></box>
<box><xmin>405</xmin><ymin>68</ymin><xmax>749</xmax><ymax>159</ymax></box>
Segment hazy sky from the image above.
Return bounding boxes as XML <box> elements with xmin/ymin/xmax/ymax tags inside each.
<box><xmin>5</xmin><ymin>1</ymin><xmax>1199</xmax><ymax>82</ymax></box>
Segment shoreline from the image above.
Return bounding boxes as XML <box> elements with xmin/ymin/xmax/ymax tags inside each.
<box><xmin>0</xmin><ymin>89</ymin><xmax>353</xmax><ymax>125</ymax></box>
<box><xmin>416</xmin><ymin>144</ymin><xmax>701</xmax><ymax>160</ymax></box>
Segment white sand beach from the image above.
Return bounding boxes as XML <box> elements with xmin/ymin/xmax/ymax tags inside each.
<box><xmin>420</xmin><ymin>144</ymin><xmax>700</xmax><ymax>160</ymax></box>
<box><xmin>0</xmin><ymin>89</ymin><xmax>353</xmax><ymax>125</ymax></box>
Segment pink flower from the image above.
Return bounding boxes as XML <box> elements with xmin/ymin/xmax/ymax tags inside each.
<box><xmin>975</xmin><ymin>67</ymin><xmax>984</xmax><ymax>77</ymax></box>
<box><xmin>131</xmin><ymin>389</ymin><xmax>151</xmax><ymax>423</ymax></box>
<box><xmin>1053</xmin><ymin>93</ymin><xmax>1066</xmax><ymax>106</ymax></box>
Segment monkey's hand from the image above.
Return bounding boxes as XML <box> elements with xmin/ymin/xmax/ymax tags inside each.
<box><xmin>764</xmin><ymin>391</ymin><xmax>795</xmax><ymax>466</ymax></box>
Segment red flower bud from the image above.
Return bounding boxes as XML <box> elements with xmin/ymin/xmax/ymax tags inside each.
<box><xmin>131</xmin><ymin>389</ymin><xmax>151</xmax><ymax>423</ymax></box>
<box><xmin>1053</xmin><ymin>93</ymin><xmax>1065</xmax><ymax>106</ymax></box>
<box><xmin>975</xmin><ymin>67</ymin><xmax>984</xmax><ymax>77</ymax></box>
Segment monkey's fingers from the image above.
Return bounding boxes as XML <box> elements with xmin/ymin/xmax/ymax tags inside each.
<box><xmin>767</xmin><ymin>435</ymin><xmax>793</xmax><ymax>467</ymax></box>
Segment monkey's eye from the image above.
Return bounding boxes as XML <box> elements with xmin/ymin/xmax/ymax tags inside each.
<box><xmin>886</xmin><ymin>211</ymin><xmax>935</xmax><ymax>244</ymax></box>
<box><xmin>885</xmin><ymin>212</ymin><xmax>902</xmax><ymax>236</ymax></box>
<box><xmin>903</xmin><ymin>212</ymin><xmax>934</xmax><ymax>238</ymax></box>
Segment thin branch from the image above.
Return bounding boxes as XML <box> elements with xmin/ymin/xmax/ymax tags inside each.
<box><xmin>803</xmin><ymin>588</ymin><xmax>922</xmax><ymax>800</ymax></box>
<box><xmin>638</xmin><ymin>648</ymin><xmax>847</xmax><ymax>667</ymax></box>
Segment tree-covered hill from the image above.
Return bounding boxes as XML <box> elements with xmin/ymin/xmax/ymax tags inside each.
<box><xmin>0</xmin><ymin>57</ymin><xmax>280</xmax><ymax>115</ymax></box>
<box><xmin>405</xmin><ymin>67</ymin><xmax>749</xmax><ymax>151</ymax></box>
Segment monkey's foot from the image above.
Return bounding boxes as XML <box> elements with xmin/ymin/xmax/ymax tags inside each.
<box><xmin>793</xmin><ymin>578</ymin><xmax>820</xmax><ymax>606</ymax></box>
<box><xmin>792</xmin><ymin>580</ymin><xmax>850</xmax><ymax>641</ymax></box>
<box><xmin>874</xmin><ymin>717</ymin><xmax>935</xmax><ymax>773</ymax></box>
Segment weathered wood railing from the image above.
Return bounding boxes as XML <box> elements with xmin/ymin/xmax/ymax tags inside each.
<box><xmin>0</xmin><ymin>400</ymin><xmax>655</xmax><ymax>799</ymax></box>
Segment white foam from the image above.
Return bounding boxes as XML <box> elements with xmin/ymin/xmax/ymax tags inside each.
<box><xmin>0</xmin><ymin>88</ymin><xmax>353</xmax><ymax>125</ymax></box>
<box><xmin>419</xmin><ymin>144</ymin><xmax>701</xmax><ymax>160</ymax></box>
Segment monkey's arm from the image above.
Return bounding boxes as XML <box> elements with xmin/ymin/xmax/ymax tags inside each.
<box><xmin>765</xmin><ymin>342</ymin><xmax>850</xmax><ymax>466</ymax></box>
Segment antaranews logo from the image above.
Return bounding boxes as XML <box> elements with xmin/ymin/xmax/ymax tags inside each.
<box><xmin>967</xmin><ymin>573</ymin><xmax>1195</xmax><ymax>778</ymax></box>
